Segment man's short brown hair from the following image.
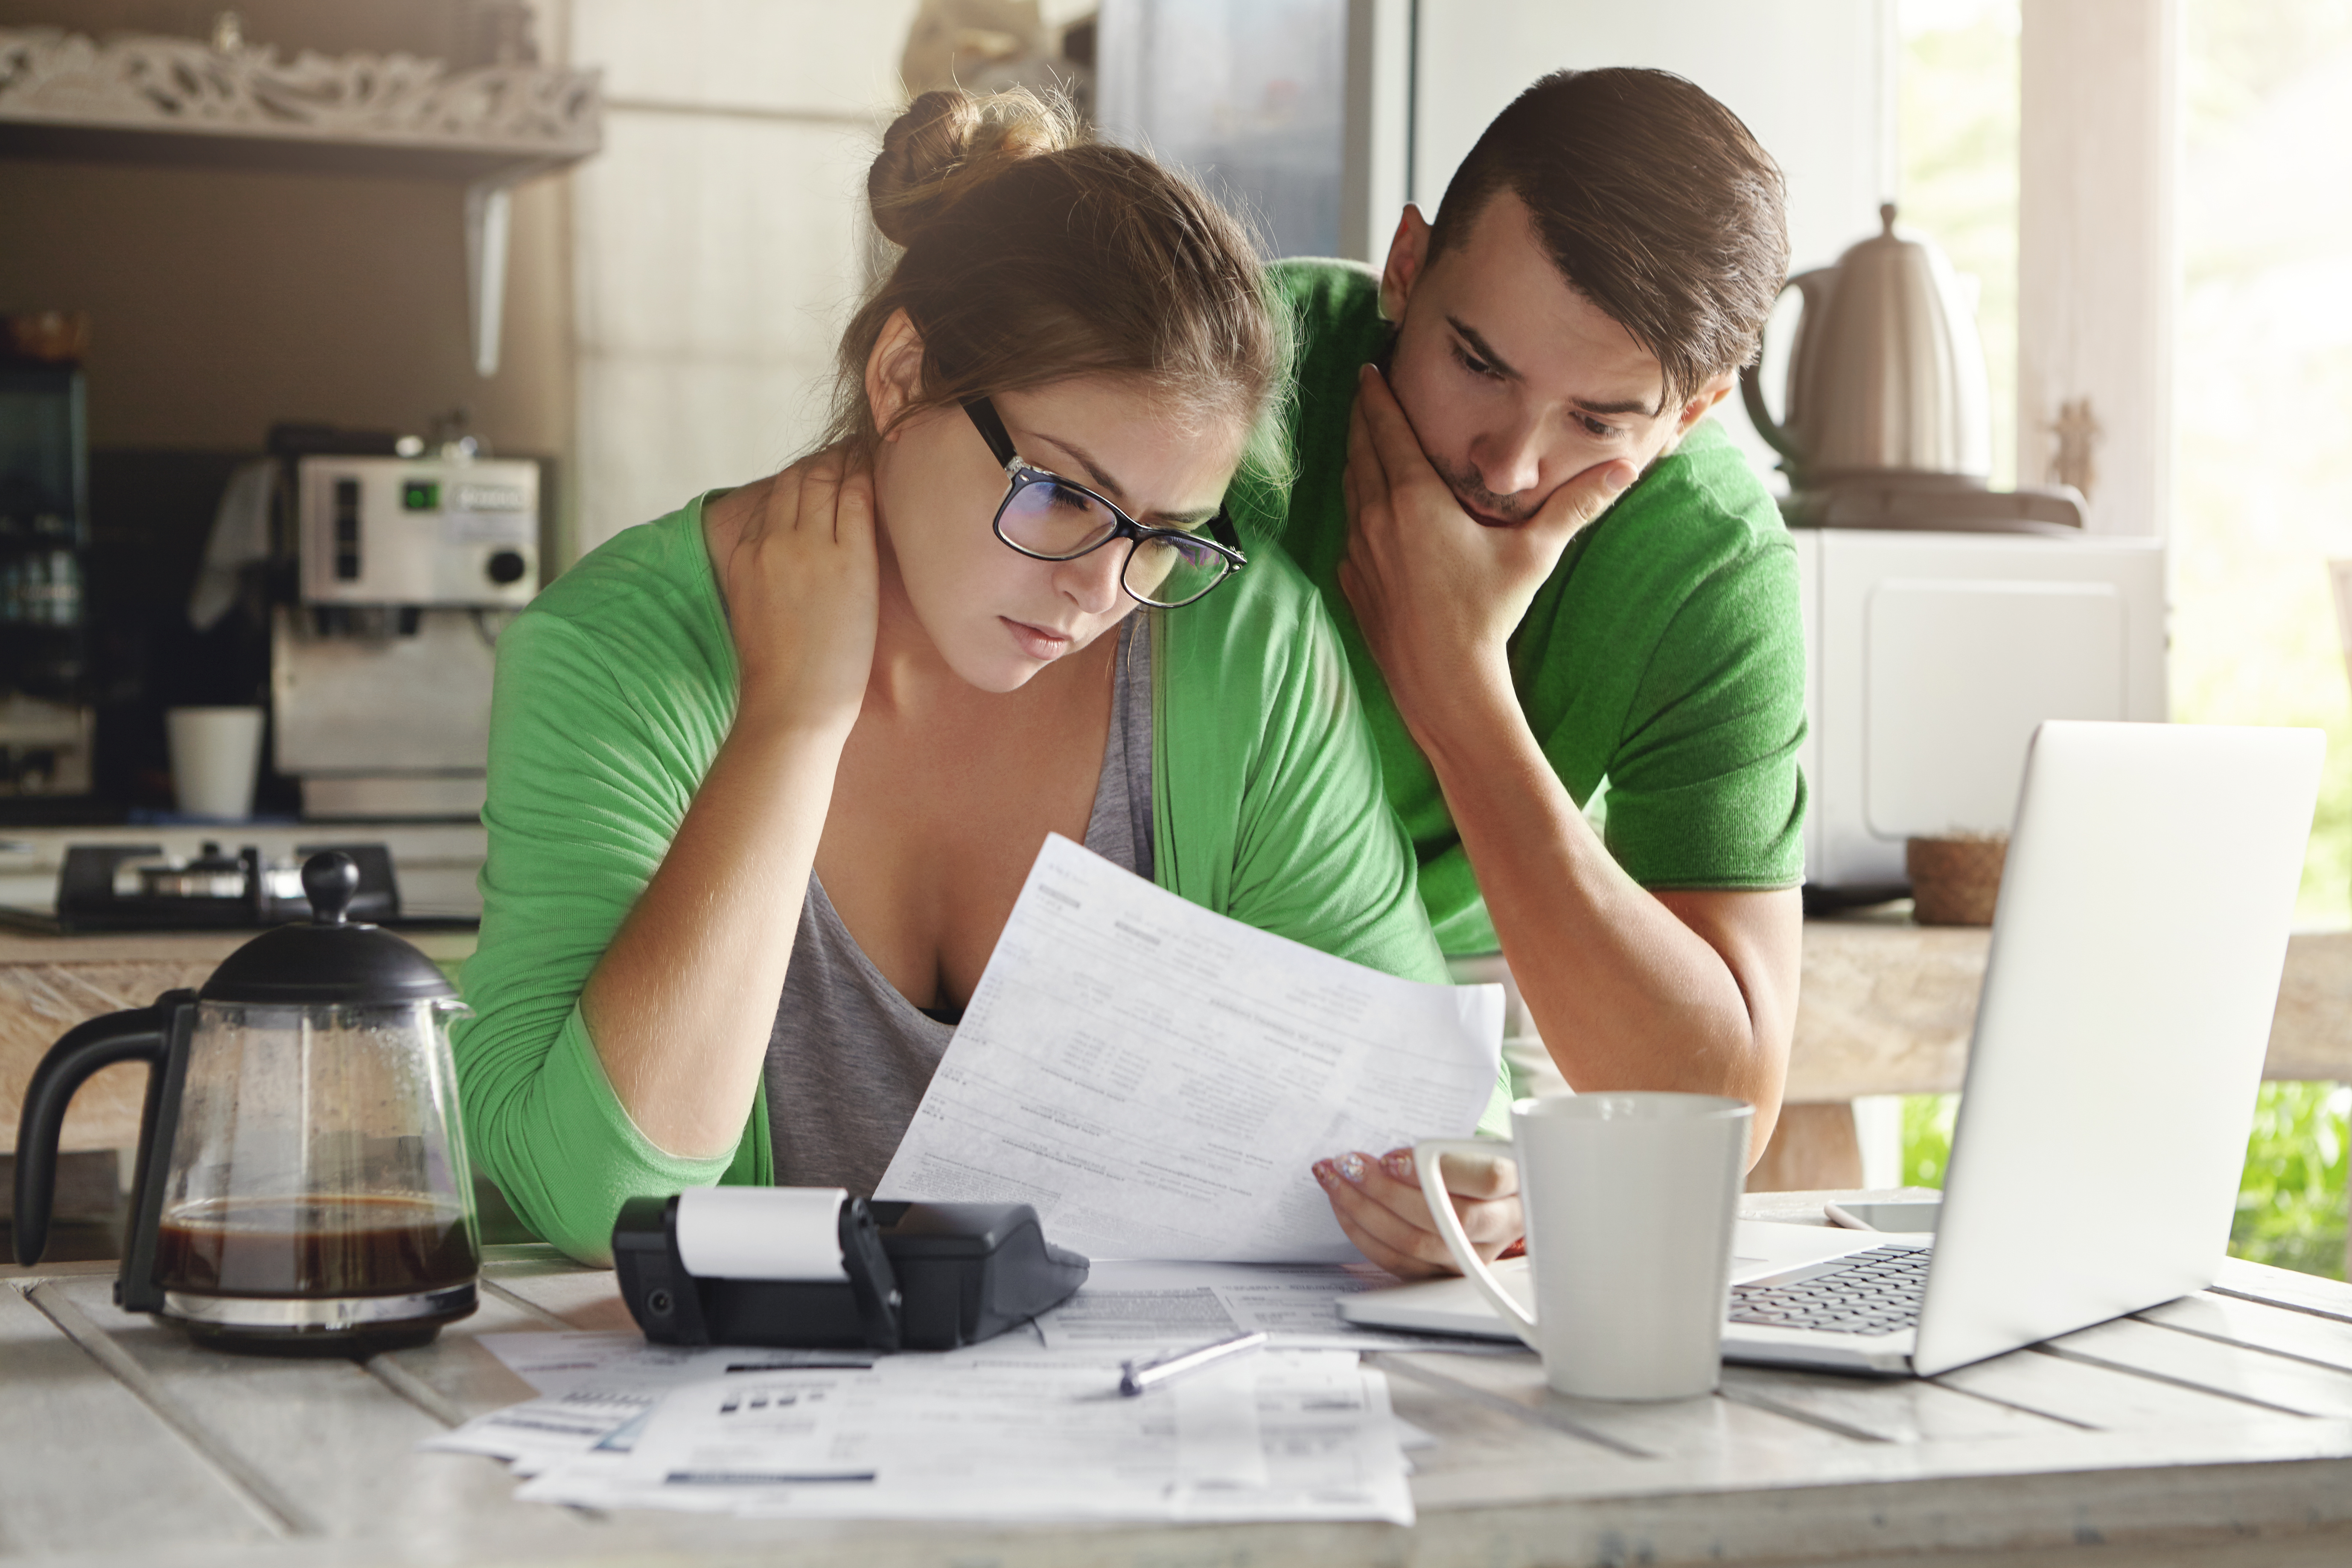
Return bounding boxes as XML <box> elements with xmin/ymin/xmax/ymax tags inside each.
<box><xmin>1426</xmin><ymin>68</ymin><xmax>1788</xmax><ymax>405</ymax></box>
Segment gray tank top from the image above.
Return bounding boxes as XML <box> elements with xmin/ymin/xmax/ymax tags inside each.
<box><xmin>762</xmin><ymin>617</ymin><xmax>1154</xmax><ymax>1192</ymax></box>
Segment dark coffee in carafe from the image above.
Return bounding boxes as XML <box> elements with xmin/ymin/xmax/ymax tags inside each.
<box><xmin>155</xmin><ymin>1195</ymin><xmax>476</xmax><ymax>1297</ymax></box>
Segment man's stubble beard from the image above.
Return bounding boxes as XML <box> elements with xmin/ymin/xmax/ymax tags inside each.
<box><xmin>1424</xmin><ymin>438</ymin><xmax>1672</xmax><ymax>530</ymax></box>
<box><xmin>1426</xmin><ymin>449</ymin><xmax>1536</xmax><ymax>528</ymax></box>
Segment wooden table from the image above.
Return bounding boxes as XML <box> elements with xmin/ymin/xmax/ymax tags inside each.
<box><xmin>8</xmin><ymin>1191</ymin><xmax>2352</xmax><ymax>1568</ymax></box>
<box><xmin>1754</xmin><ymin>920</ymin><xmax>2352</xmax><ymax>1199</ymax></box>
<box><xmin>1789</xmin><ymin>919</ymin><xmax>2352</xmax><ymax>1100</ymax></box>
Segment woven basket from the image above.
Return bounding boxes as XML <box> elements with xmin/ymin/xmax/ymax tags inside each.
<box><xmin>1906</xmin><ymin>834</ymin><xmax>2008</xmax><ymax>926</ymax></box>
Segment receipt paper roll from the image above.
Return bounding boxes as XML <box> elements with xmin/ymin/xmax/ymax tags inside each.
<box><xmin>671</xmin><ymin>1186</ymin><xmax>851</xmax><ymax>1281</ymax></box>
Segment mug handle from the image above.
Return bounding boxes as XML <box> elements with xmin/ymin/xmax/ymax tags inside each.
<box><xmin>1414</xmin><ymin>1138</ymin><xmax>1539</xmax><ymax>1352</ymax></box>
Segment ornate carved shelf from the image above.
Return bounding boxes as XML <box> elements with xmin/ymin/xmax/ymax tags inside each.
<box><xmin>0</xmin><ymin>26</ymin><xmax>604</xmax><ymax>375</ymax></box>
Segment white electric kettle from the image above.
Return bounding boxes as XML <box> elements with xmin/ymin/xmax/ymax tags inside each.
<box><xmin>1742</xmin><ymin>201</ymin><xmax>1992</xmax><ymax>485</ymax></box>
<box><xmin>1742</xmin><ymin>203</ymin><xmax>2081</xmax><ymax>530</ymax></box>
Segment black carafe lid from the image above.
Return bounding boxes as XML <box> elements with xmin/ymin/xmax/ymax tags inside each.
<box><xmin>199</xmin><ymin>852</ymin><xmax>457</xmax><ymax>1006</ymax></box>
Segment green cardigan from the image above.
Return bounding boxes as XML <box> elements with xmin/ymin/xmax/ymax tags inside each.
<box><xmin>454</xmin><ymin>495</ymin><xmax>1498</xmax><ymax>1262</ymax></box>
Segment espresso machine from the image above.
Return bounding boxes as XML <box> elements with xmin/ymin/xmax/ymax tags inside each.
<box><xmin>271</xmin><ymin>444</ymin><xmax>540</xmax><ymax>819</ymax></box>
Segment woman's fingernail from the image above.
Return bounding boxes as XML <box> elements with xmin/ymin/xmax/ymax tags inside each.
<box><xmin>1313</xmin><ymin>1160</ymin><xmax>1340</xmax><ymax>1190</ymax></box>
<box><xmin>1382</xmin><ymin>1150</ymin><xmax>1414</xmax><ymax>1181</ymax></box>
<box><xmin>1339</xmin><ymin>1153</ymin><xmax>1369</xmax><ymax>1184</ymax></box>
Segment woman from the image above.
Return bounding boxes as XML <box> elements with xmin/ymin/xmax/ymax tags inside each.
<box><xmin>454</xmin><ymin>89</ymin><xmax>1516</xmax><ymax>1267</ymax></box>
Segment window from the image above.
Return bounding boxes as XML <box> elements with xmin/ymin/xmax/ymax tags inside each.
<box><xmin>2174</xmin><ymin>0</ymin><xmax>2352</xmax><ymax>920</ymax></box>
<box><xmin>566</xmin><ymin>2</ymin><xmax>912</xmax><ymax>557</ymax></box>
<box><xmin>1897</xmin><ymin>0</ymin><xmax>2020</xmax><ymax>491</ymax></box>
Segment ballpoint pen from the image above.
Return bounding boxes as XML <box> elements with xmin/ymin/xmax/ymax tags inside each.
<box><xmin>1118</xmin><ymin>1330</ymin><xmax>1269</xmax><ymax>1397</ymax></box>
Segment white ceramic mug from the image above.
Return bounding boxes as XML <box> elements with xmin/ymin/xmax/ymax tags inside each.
<box><xmin>166</xmin><ymin>706</ymin><xmax>266</xmax><ymax>821</ymax></box>
<box><xmin>1418</xmin><ymin>1092</ymin><xmax>1752</xmax><ymax>1400</ymax></box>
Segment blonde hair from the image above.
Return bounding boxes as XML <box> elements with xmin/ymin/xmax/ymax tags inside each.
<box><xmin>827</xmin><ymin>88</ymin><xmax>1288</xmax><ymax>478</ymax></box>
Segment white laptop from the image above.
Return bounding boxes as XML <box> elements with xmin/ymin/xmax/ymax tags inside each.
<box><xmin>1341</xmin><ymin>721</ymin><xmax>2325</xmax><ymax>1377</ymax></box>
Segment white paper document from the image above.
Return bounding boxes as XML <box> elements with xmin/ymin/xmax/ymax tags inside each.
<box><xmin>875</xmin><ymin>834</ymin><xmax>1504</xmax><ymax>1262</ymax></box>
<box><xmin>480</xmin><ymin>1332</ymin><xmax>876</xmax><ymax>1399</ymax></box>
<box><xmin>504</xmin><ymin>1348</ymin><xmax>1413</xmax><ymax>1525</ymax></box>
<box><xmin>423</xmin><ymin>1333</ymin><xmax>875</xmax><ymax>1475</ymax></box>
<box><xmin>1034</xmin><ymin>1259</ymin><xmax>1497</xmax><ymax>1352</ymax></box>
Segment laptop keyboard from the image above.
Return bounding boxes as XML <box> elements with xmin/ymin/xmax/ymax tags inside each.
<box><xmin>1727</xmin><ymin>1244</ymin><xmax>1930</xmax><ymax>1338</ymax></box>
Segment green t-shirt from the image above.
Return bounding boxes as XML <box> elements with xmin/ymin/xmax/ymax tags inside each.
<box><xmin>1233</xmin><ymin>259</ymin><xmax>1808</xmax><ymax>955</ymax></box>
<box><xmin>454</xmin><ymin>494</ymin><xmax>1507</xmax><ymax>1262</ymax></box>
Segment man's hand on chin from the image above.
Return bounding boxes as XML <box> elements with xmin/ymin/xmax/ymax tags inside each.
<box><xmin>1338</xmin><ymin>363</ymin><xmax>1633</xmax><ymax>740</ymax></box>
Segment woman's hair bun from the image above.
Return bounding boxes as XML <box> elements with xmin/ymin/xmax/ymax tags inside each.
<box><xmin>869</xmin><ymin>87</ymin><xmax>1083</xmax><ymax>249</ymax></box>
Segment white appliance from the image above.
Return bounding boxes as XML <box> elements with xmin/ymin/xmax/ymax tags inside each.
<box><xmin>295</xmin><ymin>456</ymin><xmax>538</xmax><ymax>608</ymax></box>
<box><xmin>276</xmin><ymin>454</ymin><xmax>540</xmax><ymax>820</ymax></box>
<box><xmin>1791</xmin><ymin>527</ymin><xmax>2167</xmax><ymax>894</ymax></box>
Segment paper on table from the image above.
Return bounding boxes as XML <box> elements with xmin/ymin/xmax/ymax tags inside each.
<box><xmin>875</xmin><ymin>834</ymin><xmax>1503</xmax><ymax>1262</ymax></box>
<box><xmin>423</xmin><ymin>1333</ymin><xmax>878</xmax><ymax>1472</ymax></box>
<box><xmin>479</xmin><ymin>1332</ymin><xmax>878</xmax><ymax>1397</ymax></box>
<box><xmin>1032</xmin><ymin>1259</ymin><xmax>1500</xmax><ymax>1352</ymax></box>
<box><xmin>511</xmin><ymin>1348</ymin><xmax>1414</xmax><ymax>1525</ymax></box>
<box><xmin>435</xmin><ymin>1261</ymin><xmax>1489</xmax><ymax>1474</ymax></box>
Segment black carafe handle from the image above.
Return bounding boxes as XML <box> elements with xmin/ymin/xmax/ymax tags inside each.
<box><xmin>11</xmin><ymin>992</ymin><xmax>194</xmax><ymax>1277</ymax></box>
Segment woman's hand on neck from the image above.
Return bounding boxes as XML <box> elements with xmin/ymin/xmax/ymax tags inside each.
<box><xmin>707</xmin><ymin>449</ymin><xmax>881</xmax><ymax>743</ymax></box>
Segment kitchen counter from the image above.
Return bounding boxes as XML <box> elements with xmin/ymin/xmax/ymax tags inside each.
<box><xmin>1790</xmin><ymin>916</ymin><xmax>2352</xmax><ymax>1098</ymax></box>
<box><xmin>0</xmin><ymin>822</ymin><xmax>485</xmax><ymax>1159</ymax></box>
<box><xmin>0</xmin><ymin>922</ymin><xmax>478</xmax><ymax>1157</ymax></box>
<box><xmin>0</xmin><ymin>821</ymin><xmax>488</xmax><ymax>922</ymax></box>
<box><xmin>7</xmin><ymin>905</ymin><xmax>2349</xmax><ymax>1172</ymax></box>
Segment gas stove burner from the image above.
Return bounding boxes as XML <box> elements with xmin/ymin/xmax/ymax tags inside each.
<box><xmin>39</xmin><ymin>842</ymin><xmax>400</xmax><ymax>932</ymax></box>
<box><xmin>136</xmin><ymin>842</ymin><xmax>251</xmax><ymax>901</ymax></box>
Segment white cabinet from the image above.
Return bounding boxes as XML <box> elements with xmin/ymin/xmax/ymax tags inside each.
<box><xmin>1792</xmin><ymin>528</ymin><xmax>2167</xmax><ymax>891</ymax></box>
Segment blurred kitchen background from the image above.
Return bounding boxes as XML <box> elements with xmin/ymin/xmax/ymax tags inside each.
<box><xmin>1</xmin><ymin>1</ymin><xmax>2346</xmax><ymax>1267</ymax></box>
<box><xmin>6</xmin><ymin>0</ymin><xmax>2321</xmax><ymax>839</ymax></box>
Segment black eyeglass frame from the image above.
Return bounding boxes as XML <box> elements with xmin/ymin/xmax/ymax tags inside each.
<box><xmin>962</xmin><ymin>396</ymin><xmax>1247</xmax><ymax>609</ymax></box>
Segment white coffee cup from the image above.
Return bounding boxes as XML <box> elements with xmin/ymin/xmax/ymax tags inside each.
<box><xmin>1418</xmin><ymin>1092</ymin><xmax>1752</xmax><ymax>1401</ymax></box>
<box><xmin>166</xmin><ymin>706</ymin><xmax>266</xmax><ymax>820</ymax></box>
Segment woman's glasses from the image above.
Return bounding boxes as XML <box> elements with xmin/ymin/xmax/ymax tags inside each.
<box><xmin>964</xmin><ymin>397</ymin><xmax>1246</xmax><ymax>609</ymax></box>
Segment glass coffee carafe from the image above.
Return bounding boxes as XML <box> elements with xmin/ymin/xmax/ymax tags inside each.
<box><xmin>12</xmin><ymin>852</ymin><xmax>480</xmax><ymax>1351</ymax></box>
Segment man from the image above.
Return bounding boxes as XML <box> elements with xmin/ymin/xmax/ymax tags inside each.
<box><xmin>1263</xmin><ymin>69</ymin><xmax>1808</xmax><ymax>1274</ymax></box>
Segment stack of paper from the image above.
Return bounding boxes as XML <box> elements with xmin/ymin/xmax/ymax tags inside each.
<box><xmin>427</xmin><ymin>1335</ymin><xmax>870</xmax><ymax>1478</ymax></box>
<box><xmin>1032</xmin><ymin>1258</ymin><xmax>1493</xmax><ymax>1352</ymax></box>
<box><xmin>431</xmin><ymin>1329</ymin><xmax>1415</xmax><ymax>1525</ymax></box>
